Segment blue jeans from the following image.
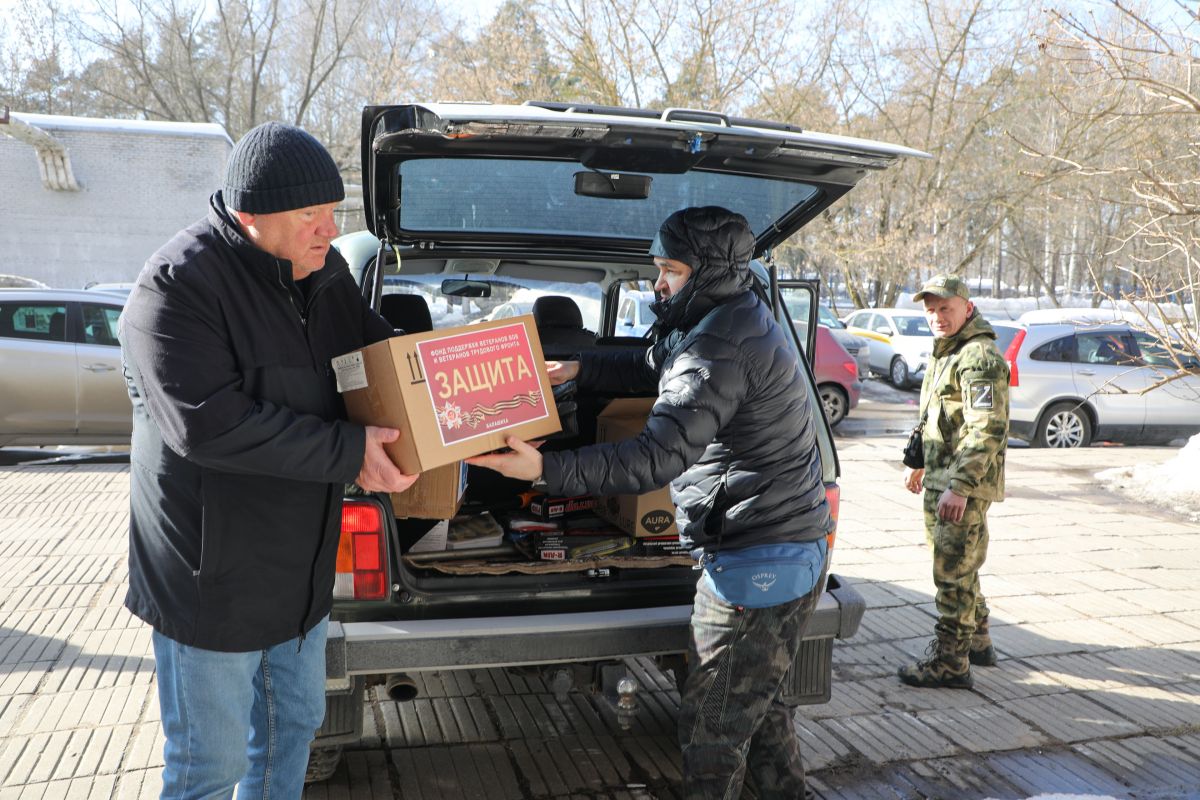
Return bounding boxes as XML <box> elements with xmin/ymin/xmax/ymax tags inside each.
<box><xmin>152</xmin><ymin>617</ymin><xmax>328</xmax><ymax>800</ymax></box>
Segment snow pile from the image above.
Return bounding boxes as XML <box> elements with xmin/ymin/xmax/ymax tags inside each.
<box><xmin>1096</xmin><ymin>434</ymin><xmax>1200</xmax><ymax>521</ymax></box>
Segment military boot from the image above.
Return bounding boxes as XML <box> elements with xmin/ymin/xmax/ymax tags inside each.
<box><xmin>897</xmin><ymin>638</ymin><xmax>973</xmax><ymax>689</ymax></box>
<box><xmin>969</xmin><ymin>617</ymin><xmax>997</xmax><ymax>667</ymax></box>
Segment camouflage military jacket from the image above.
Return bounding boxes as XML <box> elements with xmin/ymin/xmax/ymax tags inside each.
<box><xmin>919</xmin><ymin>313</ymin><xmax>1009</xmax><ymax>501</ymax></box>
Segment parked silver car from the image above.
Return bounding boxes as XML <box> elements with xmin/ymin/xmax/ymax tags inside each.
<box><xmin>1005</xmin><ymin>321</ymin><xmax>1200</xmax><ymax>447</ymax></box>
<box><xmin>0</xmin><ymin>288</ymin><xmax>131</xmax><ymax>446</ymax></box>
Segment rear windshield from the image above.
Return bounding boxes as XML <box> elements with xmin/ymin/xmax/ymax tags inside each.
<box><xmin>397</xmin><ymin>158</ymin><xmax>821</xmax><ymax>242</ymax></box>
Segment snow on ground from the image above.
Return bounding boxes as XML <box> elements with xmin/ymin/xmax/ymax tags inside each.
<box><xmin>1096</xmin><ymin>433</ymin><xmax>1200</xmax><ymax>521</ymax></box>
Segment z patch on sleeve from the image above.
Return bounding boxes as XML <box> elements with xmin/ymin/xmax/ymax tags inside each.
<box><xmin>969</xmin><ymin>381</ymin><xmax>994</xmax><ymax>410</ymax></box>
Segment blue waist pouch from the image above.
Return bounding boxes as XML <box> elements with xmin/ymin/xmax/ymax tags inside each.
<box><xmin>701</xmin><ymin>538</ymin><xmax>828</xmax><ymax>608</ymax></box>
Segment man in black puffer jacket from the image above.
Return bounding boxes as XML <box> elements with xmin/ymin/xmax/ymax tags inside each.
<box><xmin>120</xmin><ymin>122</ymin><xmax>418</xmax><ymax>799</ymax></box>
<box><xmin>470</xmin><ymin>206</ymin><xmax>832</xmax><ymax>799</ymax></box>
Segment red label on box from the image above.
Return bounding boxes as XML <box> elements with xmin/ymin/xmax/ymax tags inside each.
<box><xmin>417</xmin><ymin>323</ymin><xmax>551</xmax><ymax>446</ymax></box>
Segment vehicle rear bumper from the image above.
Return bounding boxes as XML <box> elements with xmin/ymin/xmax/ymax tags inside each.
<box><xmin>325</xmin><ymin>574</ymin><xmax>865</xmax><ymax>678</ymax></box>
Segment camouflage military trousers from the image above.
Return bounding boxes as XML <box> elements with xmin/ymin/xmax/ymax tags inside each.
<box><xmin>923</xmin><ymin>490</ymin><xmax>991</xmax><ymax>650</ymax></box>
<box><xmin>677</xmin><ymin>573</ymin><xmax>822</xmax><ymax>800</ymax></box>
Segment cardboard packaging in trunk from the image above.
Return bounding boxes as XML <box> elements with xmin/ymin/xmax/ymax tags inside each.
<box><xmin>637</xmin><ymin>535</ymin><xmax>690</xmax><ymax>558</ymax></box>
<box><xmin>527</xmin><ymin>532</ymin><xmax>635</xmax><ymax>561</ymax></box>
<box><xmin>529</xmin><ymin>493</ymin><xmax>596</xmax><ymax>520</ymax></box>
<box><xmin>334</xmin><ymin>315</ymin><xmax>561</xmax><ymax>474</ymax></box>
<box><xmin>594</xmin><ymin>397</ymin><xmax>679</xmax><ymax>538</ymax></box>
<box><xmin>390</xmin><ymin>461</ymin><xmax>467</xmax><ymax>520</ymax></box>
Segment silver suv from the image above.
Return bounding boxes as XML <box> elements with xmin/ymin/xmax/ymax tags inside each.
<box><xmin>1006</xmin><ymin>321</ymin><xmax>1200</xmax><ymax>447</ymax></box>
<box><xmin>0</xmin><ymin>288</ymin><xmax>130</xmax><ymax>447</ymax></box>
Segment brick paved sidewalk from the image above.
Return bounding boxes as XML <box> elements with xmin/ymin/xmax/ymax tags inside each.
<box><xmin>0</xmin><ymin>440</ymin><xmax>1198</xmax><ymax>799</ymax></box>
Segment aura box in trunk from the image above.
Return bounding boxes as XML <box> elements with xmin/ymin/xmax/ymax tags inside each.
<box><xmin>594</xmin><ymin>397</ymin><xmax>679</xmax><ymax>538</ymax></box>
<box><xmin>334</xmin><ymin>315</ymin><xmax>561</xmax><ymax>474</ymax></box>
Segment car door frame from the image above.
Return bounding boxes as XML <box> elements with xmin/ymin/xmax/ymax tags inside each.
<box><xmin>777</xmin><ymin>279</ymin><xmax>821</xmax><ymax>361</ymax></box>
<box><xmin>0</xmin><ymin>298</ymin><xmax>78</xmax><ymax>441</ymax></box>
<box><xmin>75</xmin><ymin>299</ymin><xmax>130</xmax><ymax>436</ymax></box>
<box><xmin>1071</xmin><ymin>330</ymin><xmax>1150</xmax><ymax>442</ymax></box>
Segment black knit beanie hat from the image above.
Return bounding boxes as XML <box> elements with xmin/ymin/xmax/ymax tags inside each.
<box><xmin>223</xmin><ymin>121</ymin><xmax>344</xmax><ymax>214</ymax></box>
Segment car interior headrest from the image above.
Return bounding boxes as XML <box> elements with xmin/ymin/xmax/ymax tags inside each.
<box><xmin>533</xmin><ymin>296</ymin><xmax>584</xmax><ymax>330</ymax></box>
<box><xmin>49</xmin><ymin>311</ymin><xmax>67</xmax><ymax>341</ymax></box>
<box><xmin>379</xmin><ymin>293</ymin><xmax>433</xmax><ymax>334</ymax></box>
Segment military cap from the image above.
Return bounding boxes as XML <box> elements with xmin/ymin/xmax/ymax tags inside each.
<box><xmin>913</xmin><ymin>274</ymin><xmax>970</xmax><ymax>302</ymax></box>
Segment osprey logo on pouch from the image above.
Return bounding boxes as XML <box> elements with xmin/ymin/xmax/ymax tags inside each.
<box><xmin>752</xmin><ymin>572</ymin><xmax>777</xmax><ymax>592</ymax></box>
<box><xmin>969</xmin><ymin>382</ymin><xmax>994</xmax><ymax>410</ymax></box>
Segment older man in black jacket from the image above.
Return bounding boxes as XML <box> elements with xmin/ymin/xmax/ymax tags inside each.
<box><xmin>470</xmin><ymin>206</ymin><xmax>831</xmax><ymax>800</ymax></box>
<box><xmin>120</xmin><ymin>122</ymin><xmax>417</xmax><ymax>800</ymax></box>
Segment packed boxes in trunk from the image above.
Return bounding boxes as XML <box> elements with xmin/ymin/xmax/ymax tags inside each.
<box><xmin>389</xmin><ymin>461</ymin><xmax>468</xmax><ymax>520</ymax></box>
<box><xmin>334</xmin><ymin>315</ymin><xmax>561</xmax><ymax>474</ymax></box>
<box><xmin>594</xmin><ymin>398</ymin><xmax>679</xmax><ymax>538</ymax></box>
<box><xmin>529</xmin><ymin>493</ymin><xmax>596</xmax><ymax>521</ymax></box>
<box><xmin>524</xmin><ymin>532</ymin><xmax>635</xmax><ymax>561</ymax></box>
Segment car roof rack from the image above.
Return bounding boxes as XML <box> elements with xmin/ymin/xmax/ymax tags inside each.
<box><xmin>521</xmin><ymin>100</ymin><xmax>805</xmax><ymax>135</ymax></box>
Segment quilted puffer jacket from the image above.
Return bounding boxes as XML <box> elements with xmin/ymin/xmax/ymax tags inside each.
<box><xmin>542</xmin><ymin>207</ymin><xmax>832</xmax><ymax>552</ymax></box>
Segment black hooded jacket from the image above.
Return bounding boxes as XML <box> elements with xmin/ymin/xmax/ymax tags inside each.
<box><xmin>542</xmin><ymin>207</ymin><xmax>832</xmax><ymax>552</ymax></box>
<box><xmin>119</xmin><ymin>193</ymin><xmax>394</xmax><ymax>652</ymax></box>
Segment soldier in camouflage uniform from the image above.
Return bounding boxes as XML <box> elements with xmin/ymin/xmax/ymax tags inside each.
<box><xmin>899</xmin><ymin>275</ymin><xmax>1009</xmax><ymax>689</ymax></box>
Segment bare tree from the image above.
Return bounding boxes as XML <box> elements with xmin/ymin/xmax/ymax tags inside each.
<box><xmin>0</xmin><ymin>0</ymin><xmax>86</xmax><ymax>115</ymax></box>
<box><xmin>1032</xmin><ymin>1</ymin><xmax>1198</xmax><ymax>378</ymax></box>
<box><xmin>785</xmin><ymin>0</ymin><xmax>1043</xmax><ymax>308</ymax></box>
<box><xmin>212</xmin><ymin>0</ymin><xmax>283</xmax><ymax>133</ymax></box>
<box><xmin>532</xmin><ymin>0</ymin><xmax>800</xmax><ymax>109</ymax></box>
<box><xmin>429</xmin><ymin>1</ymin><xmax>572</xmax><ymax>105</ymax></box>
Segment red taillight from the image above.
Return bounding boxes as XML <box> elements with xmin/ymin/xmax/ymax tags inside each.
<box><xmin>1004</xmin><ymin>330</ymin><xmax>1026</xmax><ymax>387</ymax></box>
<box><xmin>842</xmin><ymin>360</ymin><xmax>858</xmax><ymax>378</ymax></box>
<box><xmin>336</xmin><ymin>501</ymin><xmax>387</xmax><ymax>600</ymax></box>
<box><xmin>824</xmin><ymin>483</ymin><xmax>840</xmax><ymax>553</ymax></box>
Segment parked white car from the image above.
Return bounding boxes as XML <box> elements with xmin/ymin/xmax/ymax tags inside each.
<box><xmin>615</xmin><ymin>289</ymin><xmax>656</xmax><ymax>336</ymax></box>
<box><xmin>841</xmin><ymin>307</ymin><xmax>933</xmax><ymax>388</ymax></box>
<box><xmin>1004</xmin><ymin>321</ymin><xmax>1200</xmax><ymax>447</ymax></box>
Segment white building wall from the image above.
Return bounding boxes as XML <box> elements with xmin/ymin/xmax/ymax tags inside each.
<box><xmin>0</xmin><ymin>115</ymin><xmax>232</xmax><ymax>288</ymax></box>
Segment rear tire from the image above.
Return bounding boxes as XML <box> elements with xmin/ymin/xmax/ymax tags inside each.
<box><xmin>819</xmin><ymin>384</ymin><xmax>849</xmax><ymax>427</ymax></box>
<box><xmin>890</xmin><ymin>357</ymin><xmax>911</xmax><ymax>389</ymax></box>
<box><xmin>1036</xmin><ymin>402</ymin><xmax>1092</xmax><ymax>448</ymax></box>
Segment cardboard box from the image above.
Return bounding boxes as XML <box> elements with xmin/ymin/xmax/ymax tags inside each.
<box><xmin>528</xmin><ymin>532</ymin><xmax>635</xmax><ymax>561</ymax></box>
<box><xmin>637</xmin><ymin>535</ymin><xmax>690</xmax><ymax>558</ymax></box>
<box><xmin>594</xmin><ymin>398</ymin><xmax>679</xmax><ymax>538</ymax></box>
<box><xmin>529</xmin><ymin>493</ymin><xmax>596</xmax><ymax>520</ymax></box>
<box><xmin>390</xmin><ymin>461</ymin><xmax>467</xmax><ymax>520</ymax></box>
<box><xmin>334</xmin><ymin>315</ymin><xmax>561</xmax><ymax>474</ymax></box>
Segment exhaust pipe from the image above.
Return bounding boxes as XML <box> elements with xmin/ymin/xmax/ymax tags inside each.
<box><xmin>384</xmin><ymin>673</ymin><xmax>418</xmax><ymax>702</ymax></box>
